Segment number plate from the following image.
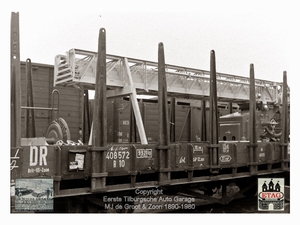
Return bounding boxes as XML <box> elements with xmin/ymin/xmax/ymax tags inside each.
<box><xmin>136</xmin><ymin>149</ymin><xmax>152</xmax><ymax>158</ymax></box>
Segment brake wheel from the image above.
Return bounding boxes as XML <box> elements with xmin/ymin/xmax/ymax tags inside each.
<box><xmin>45</xmin><ymin>117</ymin><xmax>71</xmax><ymax>143</ymax></box>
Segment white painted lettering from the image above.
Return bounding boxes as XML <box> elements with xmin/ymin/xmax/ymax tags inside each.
<box><xmin>30</xmin><ymin>146</ymin><xmax>38</xmax><ymax>166</ymax></box>
<box><xmin>30</xmin><ymin>146</ymin><xmax>48</xmax><ymax>166</ymax></box>
<box><xmin>39</xmin><ymin>146</ymin><xmax>48</xmax><ymax>166</ymax></box>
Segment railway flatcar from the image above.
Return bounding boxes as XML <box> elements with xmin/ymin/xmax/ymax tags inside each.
<box><xmin>10</xmin><ymin>12</ymin><xmax>289</xmax><ymax>213</ymax></box>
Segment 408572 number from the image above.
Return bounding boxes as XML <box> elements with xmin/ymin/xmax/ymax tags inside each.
<box><xmin>106</xmin><ymin>151</ymin><xmax>130</xmax><ymax>160</ymax></box>
<box><xmin>106</xmin><ymin>150</ymin><xmax>130</xmax><ymax>168</ymax></box>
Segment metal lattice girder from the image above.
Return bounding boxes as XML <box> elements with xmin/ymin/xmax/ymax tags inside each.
<box><xmin>54</xmin><ymin>48</ymin><xmax>288</xmax><ymax>103</ymax></box>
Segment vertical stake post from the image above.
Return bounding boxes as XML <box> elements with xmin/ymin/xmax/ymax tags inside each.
<box><xmin>129</xmin><ymin>98</ymin><xmax>137</xmax><ymax>143</ymax></box>
<box><xmin>10</xmin><ymin>11</ymin><xmax>21</xmax><ymax>213</ymax></box>
<box><xmin>25</xmin><ymin>58</ymin><xmax>36</xmax><ymax>138</ymax></box>
<box><xmin>248</xmin><ymin>64</ymin><xmax>257</xmax><ymax>174</ymax></box>
<box><xmin>280</xmin><ymin>71</ymin><xmax>288</xmax><ymax>170</ymax></box>
<box><xmin>91</xmin><ymin>28</ymin><xmax>108</xmax><ymax>192</ymax></box>
<box><xmin>208</xmin><ymin>50</ymin><xmax>219</xmax><ymax>173</ymax></box>
<box><xmin>170</xmin><ymin>97</ymin><xmax>176</xmax><ymax>142</ymax></box>
<box><xmin>201</xmin><ymin>100</ymin><xmax>207</xmax><ymax>142</ymax></box>
<box><xmin>82</xmin><ymin>90</ymin><xmax>90</xmax><ymax>143</ymax></box>
<box><xmin>11</xmin><ymin>12</ymin><xmax>21</xmax><ymax>148</ymax></box>
<box><xmin>157</xmin><ymin>42</ymin><xmax>171</xmax><ymax>184</ymax></box>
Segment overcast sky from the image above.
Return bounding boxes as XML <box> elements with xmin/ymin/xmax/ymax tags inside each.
<box><xmin>2</xmin><ymin>0</ymin><xmax>299</xmax><ymax>85</ymax></box>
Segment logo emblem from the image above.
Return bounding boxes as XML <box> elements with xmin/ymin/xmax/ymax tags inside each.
<box><xmin>219</xmin><ymin>155</ymin><xmax>232</xmax><ymax>162</ymax></box>
<box><xmin>258</xmin><ymin>178</ymin><xmax>285</xmax><ymax>211</ymax></box>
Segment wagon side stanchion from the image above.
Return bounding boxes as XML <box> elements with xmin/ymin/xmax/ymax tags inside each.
<box><xmin>248</xmin><ymin>64</ymin><xmax>258</xmax><ymax>175</ymax></box>
<box><xmin>82</xmin><ymin>89</ymin><xmax>91</xmax><ymax>143</ymax></box>
<box><xmin>208</xmin><ymin>50</ymin><xmax>220</xmax><ymax>174</ymax></box>
<box><xmin>90</xmin><ymin>28</ymin><xmax>108</xmax><ymax>192</ymax></box>
<box><xmin>10</xmin><ymin>11</ymin><xmax>22</xmax><ymax>213</ymax></box>
<box><xmin>280</xmin><ymin>71</ymin><xmax>289</xmax><ymax>171</ymax></box>
<box><xmin>25</xmin><ymin>58</ymin><xmax>36</xmax><ymax>138</ymax></box>
<box><xmin>170</xmin><ymin>97</ymin><xmax>176</xmax><ymax>143</ymax></box>
<box><xmin>54</xmin><ymin>145</ymin><xmax>62</xmax><ymax>197</ymax></box>
<box><xmin>201</xmin><ymin>100</ymin><xmax>207</xmax><ymax>142</ymax></box>
<box><xmin>11</xmin><ymin>12</ymin><xmax>21</xmax><ymax>148</ymax></box>
<box><xmin>157</xmin><ymin>42</ymin><xmax>171</xmax><ymax>185</ymax></box>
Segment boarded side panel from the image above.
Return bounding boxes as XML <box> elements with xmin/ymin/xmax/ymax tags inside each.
<box><xmin>175</xmin><ymin>105</ymin><xmax>190</xmax><ymax>142</ymax></box>
<box><xmin>191</xmin><ymin>106</ymin><xmax>202</xmax><ymax>141</ymax></box>
<box><xmin>54</xmin><ymin>87</ymin><xmax>83</xmax><ymax>141</ymax></box>
<box><xmin>20</xmin><ymin>62</ymin><xmax>83</xmax><ymax>142</ymax></box>
<box><xmin>106</xmin><ymin>99</ymin><xmax>114</xmax><ymax>143</ymax></box>
<box><xmin>117</xmin><ymin>101</ymin><xmax>131</xmax><ymax>143</ymax></box>
<box><xmin>143</xmin><ymin>102</ymin><xmax>159</xmax><ymax>143</ymax></box>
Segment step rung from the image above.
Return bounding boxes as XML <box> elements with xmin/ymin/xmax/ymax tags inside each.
<box><xmin>58</xmin><ymin>67</ymin><xmax>71</xmax><ymax>73</ymax></box>
<box><xmin>59</xmin><ymin>62</ymin><xmax>69</xmax><ymax>68</ymax></box>
<box><xmin>55</xmin><ymin>77</ymin><xmax>73</xmax><ymax>85</ymax></box>
<box><xmin>57</xmin><ymin>72</ymin><xmax>72</xmax><ymax>79</ymax></box>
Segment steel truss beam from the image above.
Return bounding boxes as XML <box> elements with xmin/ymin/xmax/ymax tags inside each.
<box><xmin>54</xmin><ymin>48</ymin><xmax>288</xmax><ymax>103</ymax></box>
